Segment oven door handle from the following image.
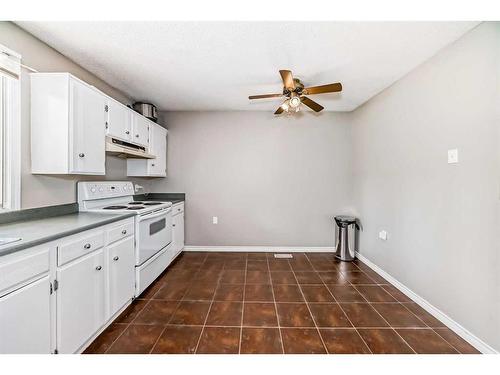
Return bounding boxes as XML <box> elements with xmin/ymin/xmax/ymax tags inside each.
<box><xmin>139</xmin><ymin>209</ymin><xmax>170</xmax><ymax>222</ymax></box>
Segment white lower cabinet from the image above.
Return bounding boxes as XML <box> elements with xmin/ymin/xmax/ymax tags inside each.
<box><xmin>107</xmin><ymin>236</ymin><xmax>135</xmax><ymax>319</ymax></box>
<box><xmin>57</xmin><ymin>249</ymin><xmax>106</xmax><ymax>354</ymax></box>
<box><xmin>0</xmin><ymin>276</ymin><xmax>52</xmax><ymax>354</ymax></box>
<box><xmin>171</xmin><ymin>203</ymin><xmax>185</xmax><ymax>257</ymax></box>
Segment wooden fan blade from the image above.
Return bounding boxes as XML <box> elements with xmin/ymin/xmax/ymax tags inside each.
<box><xmin>279</xmin><ymin>70</ymin><xmax>295</xmax><ymax>90</ymax></box>
<box><xmin>274</xmin><ymin>106</ymin><xmax>285</xmax><ymax>115</ymax></box>
<box><xmin>303</xmin><ymin>82</ymin><xmax>342</xmax><ymax>95</ymax></box>
<box><xmin>301</xmin><ymin>96</ymin><xmax>324</xmax><ymax>112</ymax></box>
<box><xmin>249</xmin><ymin>93</ymin><xmax>283</xmax><ymax>100</ymax></box>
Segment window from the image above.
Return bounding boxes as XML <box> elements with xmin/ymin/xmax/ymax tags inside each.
<box><xmin>0</xmin><ymin>44</ymin><xmax>21</xmax><ymax>211</ymax></box>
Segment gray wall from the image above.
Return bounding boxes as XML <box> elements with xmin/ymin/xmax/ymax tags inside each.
<box><xmin>152</xmin><ymin>111</ymin><xmax>354</xmax><ymax>247</ymax></box>
<box><xmin>0</xmin><ymin>22</ymin><xmax>153</xmax><ymax>209</ymax></box>
<box><xmin>351</xmin><ymin>22</ymin><xmax>500</xmax><ymax>350</ymax></box>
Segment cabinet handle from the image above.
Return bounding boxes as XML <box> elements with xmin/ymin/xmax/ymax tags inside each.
<box><xmin>125</xmin><ymin>130</ymin><xmax>130</xmax><ymax>135</ymax></box>
<box><xmin>84</xmin><ymin>243</ymin><xmax>91</xmax><ymax>249</ymax></box>
<box><xmin>79</xmin><ymin>153</ymin><xmax>85</xmax><ymax>158</ymax></box>
<box><xmin>95</xmin><ymin>265</ymin><xmax>102</xmax><ymax>271</ymax></box>
<box><xmin>113</xmin><ymin>256</ymin><xmax>119</xmax><ymax>261</ymax></box>
<box><xmin>122</xmin><ymin>229</ymin><xmax>127</xmax><ymax>235</ymax></box>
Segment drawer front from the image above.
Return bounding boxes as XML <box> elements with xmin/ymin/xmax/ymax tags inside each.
<box><xmin>0</xmin><ymin>245</ymin><xmax>50</xmax><ymax>296</ymax></box>
<box><xmin>107</xmin><ymin>219</ymin><xmax>134</xmax><ymax>245</ymax></box>
<box><xmin>173</xmin><ymin>202</ymin><xmax>184</xmax><ymax>216</ymax></box>
<box><xmin>58</xmin><ymin>229</ymin><xmax>105</xmax><ymax>266</ymax></box>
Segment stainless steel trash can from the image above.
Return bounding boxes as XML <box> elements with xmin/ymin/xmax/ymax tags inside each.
<box><xmin>334</xmin><ymin>216</ymin><xmax>359</xmax><ymax>261</ymax></box>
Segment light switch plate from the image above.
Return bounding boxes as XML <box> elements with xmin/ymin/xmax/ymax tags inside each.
<box><xmin>212</xmin><ymin>216</ymin><xmax>218</xmax><ymax>224</ymax></box>
<box><xmin>378</xmin><ymin>230</ymin><xmax>388</xmax><ymax>241</ymax></box>
<box><xmin>448</xmin><ymin>149</ymin><xmax>458</xmax><ymax>164</ymax></box>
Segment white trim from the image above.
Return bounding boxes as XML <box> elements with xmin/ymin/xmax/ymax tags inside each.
<box><xmin>355</xmin><ymin>251</ymin><xmax>498</xmax><ymax>354</ymax></box>
<box><xmin>0</xmin><ymin>69</ymin><xmax>21</xmax><ymax>211</ymax></box>
<box><xmin>183</xmin><ymin>245</ymin><xmax>335</xmax><ymax>253</ymax></box>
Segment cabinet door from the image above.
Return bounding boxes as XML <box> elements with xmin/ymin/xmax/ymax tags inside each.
<box><xmin>0</xmin><ymin>276</ymin><xmax>51</xmax><ymax>354</ymax></box>
<box><xmin>69</xmin><ymin>78</ymin><xmax>106</xmax><ymax>175</ymax></box>
<box><xmin>106</xmin><ymin>99</ymin><xmax>132</xmax><ymax>142</ymax></box>
<box><xmin>107</xmin><ymin>237</ymin><xmax>135</xmax><ymax>319</ymax></box>
<box><xmin>148</xmin><ymin>124</ymin><xmax>167</xmax><ymax>176</ymax></box>
<box><xmin>57</xmin><ymin>249</ymin><xmax>105</xmax><ymax>354</ymax></box>
<box><xmin>131</xmin><ymin>113</ymin><xmax>150</xmax><ymax>148</ymax></box>
<box><xmin>172</xmin><ymin>213</ymin><xmax>185</xmax><ymax>256</ymax></box>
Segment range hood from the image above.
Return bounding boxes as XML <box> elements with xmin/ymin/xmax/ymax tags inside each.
<box><xmin>105</xmin><ymin>137</ymin><xmax>155</xmax><ymax>159</ymax></box>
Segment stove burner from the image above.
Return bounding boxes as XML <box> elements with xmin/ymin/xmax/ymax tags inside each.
<box><xmin>127</xmin><ymin>206</ymin><xmax>146</xmax><ymax>210</ymax></box>
<box><xmin>103</xmin><ymin>205</ymin><xmax>127</xmax><ymax>210</ymax></box>
<box><xmin>143</xmin><ymin>202</ymin><xmax>162</xmax><ymax>206</ymax></box>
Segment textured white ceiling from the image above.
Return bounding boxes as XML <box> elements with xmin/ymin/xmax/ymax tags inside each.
<box><xmin>17</xmin><ymin>21</ymin><xmax>478</xmax><ymax>112</ymax></box>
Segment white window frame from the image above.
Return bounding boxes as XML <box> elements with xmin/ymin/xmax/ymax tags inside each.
<box><xmin>0</xmin><ymin>45</ymin><xmax>21</xmax><ymax>211</ymax></box>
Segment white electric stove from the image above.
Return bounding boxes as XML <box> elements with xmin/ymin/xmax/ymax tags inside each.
<box><xmin>77</xmin><ymin>181</ymin><xmax>175</xmax><ymax>296</ymax></box>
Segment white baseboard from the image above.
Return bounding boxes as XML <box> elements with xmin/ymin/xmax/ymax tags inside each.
<box><xmin>183</xmin><ymin>246</ymin><xmax>335</xmax><ymax>253</ymax></box>
<box><xmin>355</xmin><ymin>251</ymin><xmax>497</xmax><ymax>354</ymax></box>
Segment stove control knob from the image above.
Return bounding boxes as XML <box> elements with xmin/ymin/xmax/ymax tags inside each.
<box><xmin>90</xmin><ymin>187</ymin><xmax>96</xmax><ymax>193</ymax></box>
<box><xmin>99</xmin><ymin>187</ymin><xmax>104</xmax><ymax>192</ymax></box>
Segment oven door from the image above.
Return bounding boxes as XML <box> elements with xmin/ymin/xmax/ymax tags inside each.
<box><xmin>136</xmin><ymin>208</ymin><xmax>172</xmax><ymax>265</ymax></box>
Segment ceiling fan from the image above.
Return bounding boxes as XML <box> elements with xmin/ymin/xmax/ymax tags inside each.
<box><xmin>248</xmin><ymin>70</ymin><xmax>342</xmax><ymax>115</ymax></box>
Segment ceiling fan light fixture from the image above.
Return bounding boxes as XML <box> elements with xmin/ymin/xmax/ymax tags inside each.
<box><xmin>289</xmin><ymin>96</ymin><xmax>301</xmax><ymax>108</ymax></box>
<box><xmin>281</xmin><ymin>101</ymin><xmax>290</xmax><ymax>112</ymax></box>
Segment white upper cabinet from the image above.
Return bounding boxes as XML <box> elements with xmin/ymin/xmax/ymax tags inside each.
<box><xmin>31</xmin><ymin>73</ymin><xmax>106</xmax><ymax>175</ymax></box>
<box><xmin>68</xmin><ymin>78</ymin><xmax>106</xmax><ymax>174</ymax></box>
<box><xmin>131</xmin><ymin>112</ymin><xmax>150</xmax><ymax>148</ymax></box>
<box><xmin>106</xmin><ymin>98</ymin><xmax>132</xmax><ymax>142</ymax></box>
<box><xmin>127</xmin><ymin>122</ymin><xmax>167</xmax><ymax>177</ymax></box>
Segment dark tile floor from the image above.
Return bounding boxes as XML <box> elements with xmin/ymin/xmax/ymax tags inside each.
<box><xmin>84</xmin><ymin>252</ymin><xmax>480</xmax><ymax>354</ymax></box>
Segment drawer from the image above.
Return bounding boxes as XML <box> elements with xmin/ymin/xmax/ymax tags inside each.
<box><xmin>107</xmin><ymin>219</ymin><xmax>134</xmax><ymax>245</ymax></box>
<box><xmin>173</xmin><ymin>202</ymin><xmax>184</xmax><ymax>216</ymax></box>
<box><xmin>0</xmin><ymin>245</ymin><xmax>50</xmax><ymax>296</ymax></box>
<box><xmin>58</xmin><ymin>229</ymin><xmax>105</xmax><ymax>266</ymax></box>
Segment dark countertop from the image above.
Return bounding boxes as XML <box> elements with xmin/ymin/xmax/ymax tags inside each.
<box><xmin>0</xmin><ymin>211</ymin><xmax>135</xmax><ymax>258</ymax></box>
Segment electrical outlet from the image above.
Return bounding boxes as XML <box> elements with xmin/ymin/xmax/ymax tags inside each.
<box><xmin>378</xmin><ymin>230</ymin><xmax>388</xmax><ymax>241</ymax></box>
<box><xmin>448</xmin><ymin>149</ymin><xmax>458</xmax><ymax>164</ymax></box>
<box><xmin>212</xmin><ymin>216</ymin><xmax>218</xmax><ymax>224</ymax></box>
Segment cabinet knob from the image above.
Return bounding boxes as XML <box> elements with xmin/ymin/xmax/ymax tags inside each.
<box><xmin>151</xmin><ymin>163</ymin><xmax>155</xmax><ymax>167</ymax></box>
<box><xmin>113</xmin><ymin>256</ymin><xmax>119</xmax><ymax>261</ymax></box>
<box><xmin>173</xmin><ymin>224</ymin><xmax>176</xmax><ymax>227</ymax></box>
<box><xmin>84</xmin><ymin>243</ymin><xmax>91</xmax><ymax>249</ymax></box>
<box><xmin>125</xmin><ymin>130</ymin><xmax>130</xmax><ymax>135</ymax></box>
<box><xmin>135</xmin><ymin>134</ymin><xmax>139</xmax><ymax>138</ymax></box>
<box><xmin>178</xmin><ymin>208</ymin><xmax>181</xmax><ymax>211</ymax></box>
<box><xmin>79</xmin><ymin>153</ymin><xmax>85</xmax><ymax>158</ymax></box>
<box><xmin>122</xmin><ymin>229</ymin><xmax>127</xmax><ymax>235</ymax></box>
<box><xmin>95</xmin><ymin>265</ymin><xmax>102</xmax><ymax>271</ymax></box>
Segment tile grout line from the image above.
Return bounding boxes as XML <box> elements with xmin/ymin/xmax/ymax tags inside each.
<box><xmin>193</xmin><ymin>253</ymin><xmax>226</xmax><ymax>354</ymax></box>
<box><xmin>268</xmin><ymin>253</ymin><xmax>285</xmax><ymax>354</ymax></box>
<box><xmin>149</xmin><ymin>255</ymin><xmax>207</xmax><ymax>354</ymax></box>
<box><xmin>238</xmin><ymin>253</ymin><xmax>248</xmax><ymax>354</ymax></box>
<box><xmin>431</xmin><ymin>328</ymin><xmax>466</xmax><ymax>354</ymax></box>
<box><xmin>313</xmin><ymin>255</ymin><xmax>417</xmax><ymax>354</ymax></box>
<box><xmin>103</xmin><ymin>296</ymin><xmax>151</xmax><ymax>353</ymax></box>
<box><xmin>306</xmin><ymin>253</ymin><xmax>373</xmax><ymax>354</ymax></box>
<box><xmin>288</xmin><ymin>254</ymin><xmax>328</xmax><ymax>354</ymax></box>
<box><xmin>309</xmin><ymin>258</ymin><xmax>374</xmax><ymax>354</ymax></box>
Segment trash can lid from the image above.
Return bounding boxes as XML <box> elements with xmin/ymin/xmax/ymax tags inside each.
<box><xmin>334</xmin><ymin>215</ymin><xmax>357</xmax><ymax>224</ymax></box>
